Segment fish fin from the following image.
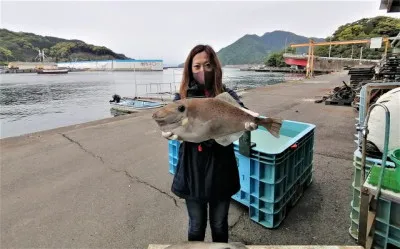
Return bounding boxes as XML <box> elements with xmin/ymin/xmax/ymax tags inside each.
<box><xmin>215</xmin><ymin>92</ymin><xmax>242</xmax><ymax>108</ymax></box>
<box><xmin>239</xmin><ymin>107</ymin><xmax>259</xmax><ymax>117</ymax></box>
<box><xmin>214</xmin><ymin>131</ymin><xmax>245</xmax><ymax>146</ymax></box>
<box><xmin>256</xmin><ymin>117</ymin><xmax>283</xmax><ymax>138</ymax></box>
<box><xmin>216</xmin><ymin>92</ymin><xmax>260</xmax><ymax>118</ymax></box>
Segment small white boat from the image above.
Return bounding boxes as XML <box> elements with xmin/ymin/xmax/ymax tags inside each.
<box><xmin>109</xmin><ymin>95</ymin><xmax>167</xmax><ymax>113</ymax></box>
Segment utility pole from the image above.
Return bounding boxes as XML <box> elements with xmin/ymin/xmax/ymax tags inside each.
<box><xmin>284</xmin><ymin>37</ymin><xmax>287</xmax><ymax>52</ymax></box>
<box><xmin>351</xmin><ymin>45</ymin><xmax>354</xmax><ymax>59</ymax></box>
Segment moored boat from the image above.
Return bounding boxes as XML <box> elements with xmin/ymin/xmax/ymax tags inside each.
<box><xmin>37</xmin><ymin>68</ymin><xmax>69</xmax><ymax>74</ymax></box>
<box><xmin>109</xmin><ymin>94</ymin><xmax>167</xmax><ymax>114</ymax></box>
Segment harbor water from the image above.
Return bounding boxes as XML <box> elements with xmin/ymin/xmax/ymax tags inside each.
<box><xmin>0</xmin><ymin>68</ymin><xmax>303</xmax><ymax>138</ymax></box>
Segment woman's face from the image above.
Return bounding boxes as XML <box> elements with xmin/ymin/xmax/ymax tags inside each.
<box><xmin>192</xmin><ymin>51</ymin><xmax>213</xmax><ymax>74</ymax></box>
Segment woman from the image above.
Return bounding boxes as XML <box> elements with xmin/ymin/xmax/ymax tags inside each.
<box><xmin>161</xmin><ymin>45</ymin><xmax>257</xmax><ymax>242</ymax></box>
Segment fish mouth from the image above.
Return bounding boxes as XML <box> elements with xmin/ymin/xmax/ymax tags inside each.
<box><xmin>152</xmin><ymin>116</ymin><xmax>166</xmax><ymax>122</ymax></box>
<box><xmin>153</xmin><ymin>116</ymin><xmax>183</xmax><ymax>126</ymax></box>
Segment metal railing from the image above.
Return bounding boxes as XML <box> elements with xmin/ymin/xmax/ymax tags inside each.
<box><xmin>283</xmin><ymin>53</ymin><xmax>380</xmax><ymax>62</ymax></box>
<box><xmin>134</xmin><ymin>82</ymin><xmax>180</xmax><ymax>101</ymax></box>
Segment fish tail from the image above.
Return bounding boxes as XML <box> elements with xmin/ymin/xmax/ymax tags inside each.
<box><xmin>256</xmin><ymin>117</ymin><xmax>283</xmax><ymax>138</ymax></box>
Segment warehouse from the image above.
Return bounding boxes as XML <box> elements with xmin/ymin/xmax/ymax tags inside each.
<box><xmin>57</xmin><ymin>59</ymin><xmax>163</xmax><ymax>71</ymax></box>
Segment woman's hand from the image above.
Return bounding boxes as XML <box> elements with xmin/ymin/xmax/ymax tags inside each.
<box><xmin>242</xmin><ymin>108</ymin><xmax>259</xmax><ymax>131</ymax></box>
<box><xmin>161</xmin><ymin>131</ymin><xmax>180</xmax><ymax>140</ymax></box>
<box><xmin>245</xmin><ymin>122</ymin><xmax>258</xmax><ymax>131</ymax></box>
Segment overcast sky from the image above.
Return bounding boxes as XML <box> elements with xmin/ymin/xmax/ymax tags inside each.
<box><xmin>1</xmin><ymin>0</ymin><xmax>399</xmax><ymax>65</ymax></box>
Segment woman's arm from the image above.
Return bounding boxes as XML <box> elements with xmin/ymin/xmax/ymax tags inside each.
<box><xmin>224</xmin><ymin>86</ymin><xmax>259</xmax><ymax>131</ymax></box>
<box><xmin>224</xmin><ymin>86</ymin><xmax>245</xmax><ymax>108</ymax></box>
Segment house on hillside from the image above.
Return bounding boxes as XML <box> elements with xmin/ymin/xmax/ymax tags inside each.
<box><xmin>379</xmin><ymin>0</ymin><xmax>400</xmax><ymax>12</ymax></box>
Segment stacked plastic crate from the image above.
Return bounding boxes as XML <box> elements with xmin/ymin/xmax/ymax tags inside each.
<box><xmin>348</xmin><ymin>150</ymin><xmax>396</xmax><ymax>239</ymax></box>
<box><xmin>350</xmin><ymin>82</ymin><xmax>400</xmax><ymax>248</ymax></box>
<box><xmin>168</xmin><ymin>120</ymin><xmax>316</xmax><ymax>229</ymax></box>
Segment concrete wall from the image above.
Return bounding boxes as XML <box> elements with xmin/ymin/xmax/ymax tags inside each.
<box><xmin>283</xmin><ymin>53</ymin><xmax>380</xmax><ymax>71</ymax></box>
<box><xmin>313</xmin><ymin>57</ymin><xmax>378</xmax><ymax>71</ymax></box>
<box><xmin>8</xmin><ymin>62</ymin><xmax>57</xmax><ymax>70</ymax></box>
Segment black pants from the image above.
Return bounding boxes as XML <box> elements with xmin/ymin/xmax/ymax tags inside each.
<box><xmin>185</xmin><ymin>198</ymin><xmax>231</xmax><ymax>242</ymax></box>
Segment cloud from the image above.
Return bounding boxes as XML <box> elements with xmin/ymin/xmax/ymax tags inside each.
<box><xmin>1</xmin><ymin>0</ymin><xmax>398</xmax><ymax>65</ymax></box>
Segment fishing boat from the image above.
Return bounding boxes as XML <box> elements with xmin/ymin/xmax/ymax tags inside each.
<box><xmin>37</xmin><ymin>68</ymin><xmax>69</xmax><ymax>74</ymax></box>
<box><xmin>32</xmin><ymin>49</ymin><xmax>69</xmax><ymax>74</ymax></box>
<box><xmin>109</xmin><ymin>94</ymin><xmax>167</xmax><ymax>114</ymax></box>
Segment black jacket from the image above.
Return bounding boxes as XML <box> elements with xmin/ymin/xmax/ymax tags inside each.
<box><xmin>170</xmin><ymin>81</ymin><xmax>244</xmax><ymax>202</ymax></box>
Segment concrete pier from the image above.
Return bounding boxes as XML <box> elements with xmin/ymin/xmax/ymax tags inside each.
<box><xmin>1</xmin><ymin>71</ymin><xmax>359</xmax><ymax>248</ymax></box>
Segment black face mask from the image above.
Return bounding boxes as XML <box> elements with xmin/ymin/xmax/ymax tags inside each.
<box><xmin>193</xmin><ymin>70</ymin><xmax>215</xmax><ymax>91</ymax></box>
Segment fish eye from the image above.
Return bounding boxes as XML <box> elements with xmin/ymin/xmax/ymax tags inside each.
<box><xmin>177</xmin><ymin>105</ymin><xmax>185</xmax><ymax>112</ymax></box>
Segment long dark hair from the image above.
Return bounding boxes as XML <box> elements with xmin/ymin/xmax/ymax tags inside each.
<box><xmin>179</xmin><ymin>44</ymin><xmax>223</xmax><ymax>99</ymax></box>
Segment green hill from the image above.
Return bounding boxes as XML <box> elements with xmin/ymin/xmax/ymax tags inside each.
<box><xmin>178</xmin><ymin>16</ymin><xmax>399</xmax><ymax>67</ymax></box>
<box><xmin>216</xmin><ymin>30</ymin><xmax>325</xmax><ymax>65</ymax></box>
<box><xmin>0</xmin><ymin>28</ymin><xmax>130</xmax><ymax>63</ymax></box>
<box><xmin>216</xmin><ymin>34</ymin><xmax>271</xmax><ymax>65</ymax></box>
<box><xmin>314</xmin><ymin>16</ymin><xmax>400</xmax><ymax>59</ymax></box>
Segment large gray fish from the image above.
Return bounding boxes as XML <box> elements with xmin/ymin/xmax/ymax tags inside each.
<box><xmin>164</xmin><ymin>242</ymin><xmax>249</xmax><ymax>249</ymax></box>
<box><xmin>152</xmin><ymin>92</ymin><xmax>283</xmax><ymax>146</ymax></box>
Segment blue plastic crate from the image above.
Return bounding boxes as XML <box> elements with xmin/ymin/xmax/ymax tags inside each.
<box><xmin>168</xmin><ymin>140</ymin><xmax>180</xmax><ymax>174</ymax></box>
<box><xmin>246</xmin><ymin>128</ymin><xmax>315</xmax><ymax>228</ymax></box>
<box><xmin>250</xmin><ymin>164</ymin><xmax>313</xmax><ymax>228</ymax></box>
<box><xmin>373</xmin><ymin>197</ymin><xmax>400</xmax><ymax>249</ymax></box>
<box><xmin>349</xmin><ymin>149</ymin><xmax>397</xmax><ymax>240</ymax></box>
<box><xmin>248</xmin><ymin>130</ymin><xmax>314</xmax><ymax>187</ymax></box>
<box><xmin>167</xmin><ymin>119</ymin><xmax>316</xmax><ymax>229</ymax></box>
<box><xmin>350</xmin><ymin>187</ymin><xmax>400</xmax><ymax>249</ymax></box>
<box><xmin>232</xmin><ymin>133</ymin><xmax>314</xmax><ymax>216</ymax></box>
<box><xmin>232</xmin><ymin>151</ymin><xmax>251</xmax><ymax>206</ymax></box>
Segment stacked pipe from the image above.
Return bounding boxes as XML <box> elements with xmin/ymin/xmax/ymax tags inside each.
<box><xmin>376</xmin><ymin>54</ymin><xmax>400</xmax><ymax>81</ymax></box>
<box><xmin>348</xmin><ymin>65</ymin><xmax>375</xmax><ymax>88</ymax></box>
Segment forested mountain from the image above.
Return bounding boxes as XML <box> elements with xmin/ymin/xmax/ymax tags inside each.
<box><xmin>0</xmin><ymin>28</ymin><xmax>129</xmax><ymax>64</ymax></box>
